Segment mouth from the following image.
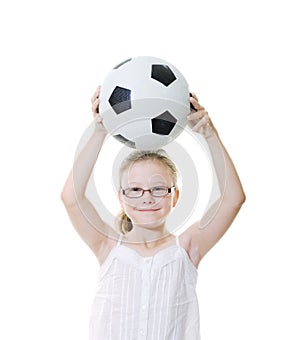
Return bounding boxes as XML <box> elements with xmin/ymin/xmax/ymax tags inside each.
<box><xmin>136</xmin><ymin>208</ymin><xmax>161</xmax><ymax>212</ymax></box>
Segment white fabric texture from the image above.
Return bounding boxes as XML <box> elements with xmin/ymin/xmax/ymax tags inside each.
<box><xmin>89</xmin><ymin>234</ymin><xmax>200</xmax><ymax>340</ymax></box>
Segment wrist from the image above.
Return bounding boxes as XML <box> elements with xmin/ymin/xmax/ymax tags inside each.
<box><xmin>193</xmin><ymin>123</ymin><xmax>218</xmax><ymax>139</ymax></box>
<box><xmin>93</xmin><ymin>128</ymin><xmax>108</xmax><ymax>141</ymax></box>
<box><xmin>94</xmin><ymin>117</ymin><xmax>108</xmax><ymax>136</ymax></box>
<box><xmin>204</xmin><ymin>119</ymin><xmax>219</xmax><ymax>138</ymax></box>
<box><xmin>91</xmin><ymin>126</ymin><xmax>107</xmax><ymax>146</ymax></box>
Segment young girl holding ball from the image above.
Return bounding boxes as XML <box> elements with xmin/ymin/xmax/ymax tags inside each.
<box><xmin>61</xmin><ymin>86</ymin><xmax>245</xmax><ymax>339</ymax></box>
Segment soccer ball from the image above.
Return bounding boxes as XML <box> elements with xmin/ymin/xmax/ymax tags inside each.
<box><xmin>99</xmin><ymin>56</ymin><xmax>190</xmax><ymax>150</ymax></box>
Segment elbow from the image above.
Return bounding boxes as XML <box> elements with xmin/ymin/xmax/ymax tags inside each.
<box><xmin>241</xmin><ymin>191</ymin><xmax>246</xmax><ymax>204</ymax></box>
<box><xmin>61</xmin><ymin>190</ymin><xmax>74</xmax><ymax>208</ymax></box>
<box><xmin>223</xmin><ymin>186</ymin><xmax>246</xmax><ymax>211</ymax></box>
<box><xmin>61</xmin><ymin>184</ymin><xmax>78</xmax><ymax>208</ymax></box>
<box><xmin>61</xmin><ymin>170</ymin><xmax>84</xmax><ymax>207</ymax></box>
<box><xmin>232</xmin><ymin>190</ymin><xmax>246</xmax><ymax>210</ymax></box>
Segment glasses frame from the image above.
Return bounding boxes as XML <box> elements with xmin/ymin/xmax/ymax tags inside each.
<box><xmin>121</xmin><ymin>185</ymin><xmax>176</xmax><ymax>198</ymax></box>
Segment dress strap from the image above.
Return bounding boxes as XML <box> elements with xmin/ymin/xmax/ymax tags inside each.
<box><xmin>117</xmin><ymin>234</ymin><xmax>123</xmax><ymax>246</ymax></box>
<box><xmin>175</xmin><ymin>234</ymin><xmax>181</xmax><ymax>247</ymax></box>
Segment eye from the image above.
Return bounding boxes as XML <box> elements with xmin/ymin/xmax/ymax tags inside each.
<box><xmin>131</xmin><ymin>187</ymin><xmax>142</xmax><ymax>192</ymax></box>
<box><xmin>124</xmin><ymin>187</ymin><xmax>144</xmax><ymax>198</ymax></box>
<box><xmin>152</xmin><ymin>186</ymin><xmax>166</xmax><ymax>192</ymax></box>
<box><xmin>151</xmin><ymin>186</ymin><xmax>168</xmax><ymax>196</ymax></box>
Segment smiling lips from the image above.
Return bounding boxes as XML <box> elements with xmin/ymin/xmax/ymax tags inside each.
<box><xmin>136</xmin><ymin>208</ymin><xmax>160</xmax><ymax>212</ymax></box>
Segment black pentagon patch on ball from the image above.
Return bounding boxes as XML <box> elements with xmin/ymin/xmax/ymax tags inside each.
<box><xmin>151</xmin><ymin>111</ymin><xmax>177</xmax><ymax>135</ymax></box>
<box><xmin>114</xmin><ymin>134</ymin><xmax>136</xmax><ymax>148</ymax></box>
<box><xmin>109</xmin><ymin>86</ymin><xmax>131</xmax><ymax>114</ymax></box>
<box><xmin>151</xmin><ymin>64</ymin><xmax>177</xmax><ymax>86</ymax></box>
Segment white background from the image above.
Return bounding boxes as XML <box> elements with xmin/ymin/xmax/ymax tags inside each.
<box><xmin>1</xmin><ymin>0</ymin><xmax>299</xmax><ymax>339</ymax></box>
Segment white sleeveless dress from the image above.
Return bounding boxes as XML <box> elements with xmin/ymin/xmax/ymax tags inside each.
<box><xmin>89</xmin><ymin>234</ymin><xmax>200</xmax><ymax>340</ymax></box>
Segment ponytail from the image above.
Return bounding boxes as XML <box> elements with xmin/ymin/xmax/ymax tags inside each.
<box><xmin>117</xmin><ymin>210</ymin><xmax>133</xmax><ymax>234</ymax></box>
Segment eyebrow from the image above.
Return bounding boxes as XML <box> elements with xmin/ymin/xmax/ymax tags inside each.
<box><xmin>125</xmin><ymin>181</ymin><xmax>170</xmax><ymax>187</ymax></box>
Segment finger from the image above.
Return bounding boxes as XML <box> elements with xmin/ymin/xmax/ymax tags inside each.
<box><xmin>192</xmin><ymin>115</ymin><xmax>210</xmax><ymax>132</ymax></box>
<box><xmin>190</xmin><ymin>99</ymin><xmax>197</xmax><ymax>112</ymax></box>
<box><xmin>188</xmin><ymin>110</ymin><xmax>208</xmax><ymax>121</ymax></box>
<box><xmin>190</xmin><ymin>92</ymin><xmax>199</xmax><ymax>101</ymax></box>
<box><xmin>91</xmin><ymin>88</ymin><xmax>100</xmax><ymax>104</ymax></box>
<box><xmin>94</xmin><ymin>114</ymin><xmax>103</xmax><ymax>124</ymax></box>
<box><xmin>190</xmin><ymin>97</ymin><xmax>205</xmax><ymax>111</ymax></box>
<box><xmin>91</xmin><ymin>85</ymin><xmax>101</xmax><ymax>104</ymax></box>
<box><xmin>92</xmin><ymin>98</ymin><xmax>100</xmax><ymax>114</ymax></box>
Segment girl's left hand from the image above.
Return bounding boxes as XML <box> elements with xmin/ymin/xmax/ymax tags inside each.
<box><xmin>188</xmin><ymin>93</ymin><xmax>216</xmax><ymax>137</ymax></box>
<box><xmin>91</xmin><ymin>85</ymin><xmax>108</xmax><ymax>134</ymax></box>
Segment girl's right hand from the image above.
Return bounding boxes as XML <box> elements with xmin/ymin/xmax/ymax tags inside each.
<box><xmin>91</xmin><ymin>86</ymin><xmax>108</xmax><ymax>134</ymax></box>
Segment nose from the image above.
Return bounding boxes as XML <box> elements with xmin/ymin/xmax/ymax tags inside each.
<box><xmin>141</xmin><ymin>190</ymin><xmax>155</xmax><ymax>203</ymax></box>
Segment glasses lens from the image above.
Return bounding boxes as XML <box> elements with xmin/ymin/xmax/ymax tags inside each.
<box><xmin>151</xmin><ymin>187</ymin><xmax>168</xmax><ymax>197</ymax></box>
<box><xmin>125</xmin><ymin>187</ymin><xmax>143</xmax><ymax>198</ymax></box>
<box><xmin>123</xmin><ymin>186</ymin><xmax>172</xmax><ymax>198</ymax></box>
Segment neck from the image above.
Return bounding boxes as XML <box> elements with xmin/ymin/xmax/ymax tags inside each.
<box><xmin>124</xmin><ymin>222</ymin><xmax>171</xmax><ymax>245</ymax></box>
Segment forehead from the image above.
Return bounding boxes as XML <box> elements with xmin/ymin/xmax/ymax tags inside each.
<box><xmin>121</xmin><ymin>160</ymin><xmax>172</xmax><ymax>185</ymax></box>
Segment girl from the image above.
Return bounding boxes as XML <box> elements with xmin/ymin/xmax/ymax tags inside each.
<box><xmin>61</xmin><ymin>86</ymin><xmax>245</xmax><ymax>339</ymax></box>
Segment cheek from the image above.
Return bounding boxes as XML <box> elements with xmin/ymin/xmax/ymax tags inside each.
<box><xmin>161</xmin><ymin>197</ymin><xmax>174</xmax><ymax>211</ymax></box>
<box><xmin>121</xmin><ymin>199</ymin><xmax>140</xmax><ymax>215</ymax></box>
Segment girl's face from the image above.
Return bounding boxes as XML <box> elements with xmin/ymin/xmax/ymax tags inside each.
<box><xmin>119</xmin><ymin>160</ymin><xmax>179</xmax><ymax>229</ymax></box>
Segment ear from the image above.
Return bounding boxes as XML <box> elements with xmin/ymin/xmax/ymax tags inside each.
<box><xmin>172</xmin><ymin>188</ymin><xmax>180</xmax><ymax>207</ymax></box>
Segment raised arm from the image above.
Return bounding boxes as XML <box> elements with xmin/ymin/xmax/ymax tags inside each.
<box><xmin>61</xmin><ymin>87</ymin><xmax>119</xmax><ymax>257</ymax></box>
<box><xmin>183</xmin><ymin>94</ymin><xmax>246</xmax><ymax>264</ymax></box>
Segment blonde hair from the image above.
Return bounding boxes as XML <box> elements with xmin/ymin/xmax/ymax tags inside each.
<box><xmin>117</xmin><ymin>149</ymin><xmax>178</xmax><ymax>234</ymax></box>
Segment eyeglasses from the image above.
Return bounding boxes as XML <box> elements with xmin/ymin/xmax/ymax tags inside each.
<box><xmin>121</xmin><ymin>186</ymin><xmax>176</xmax><ymax>198</ymax></box>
